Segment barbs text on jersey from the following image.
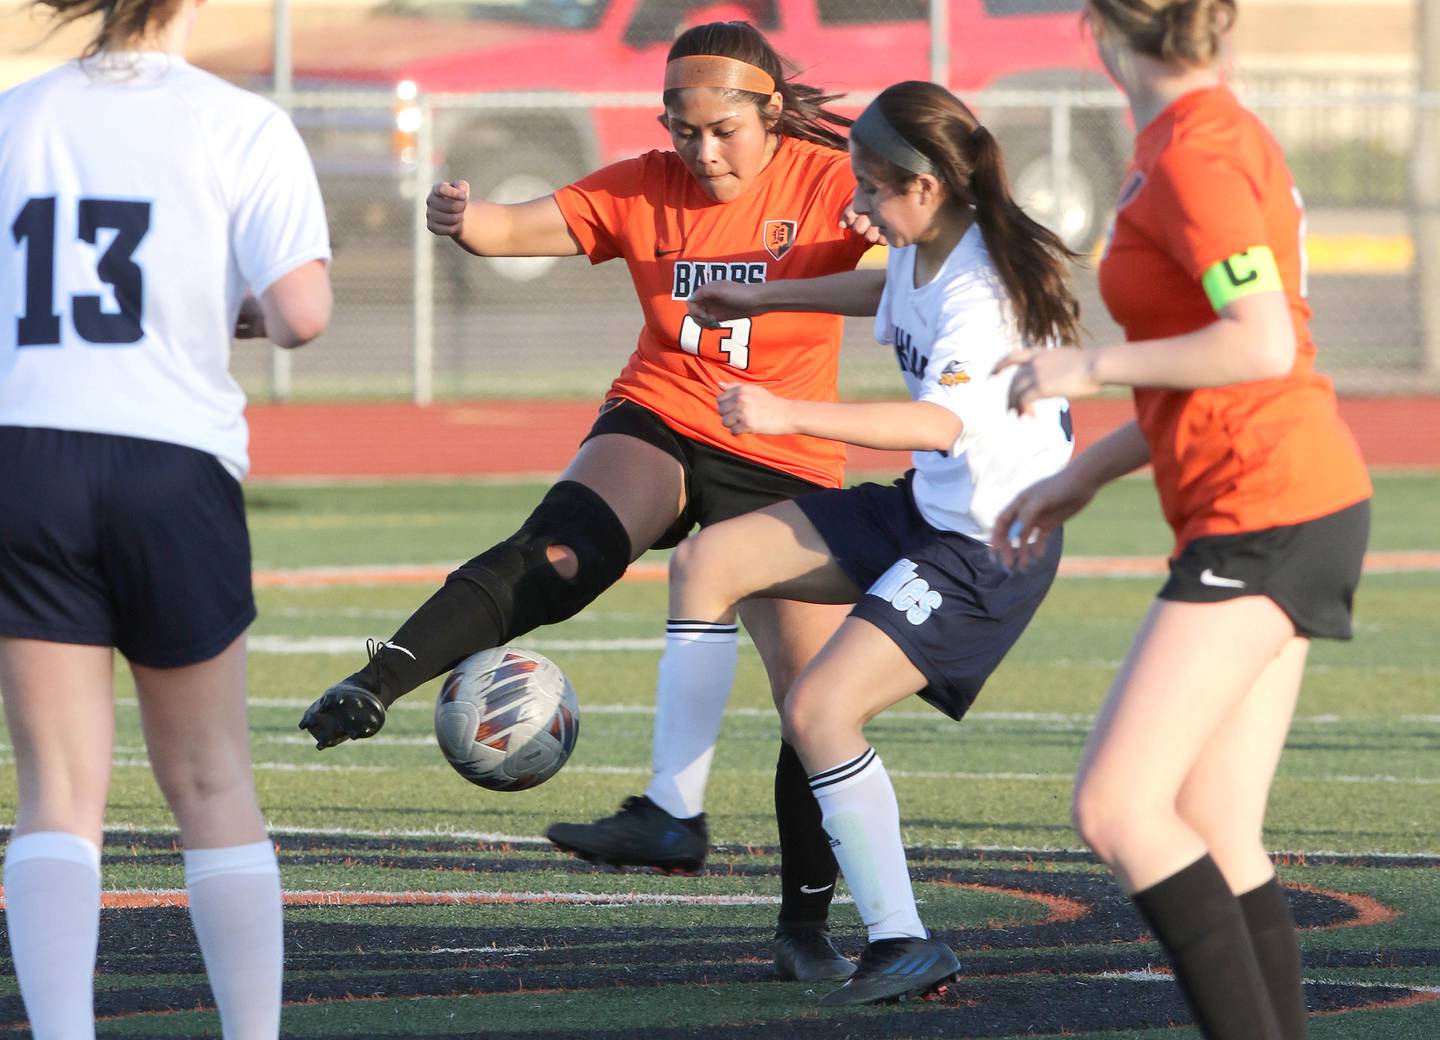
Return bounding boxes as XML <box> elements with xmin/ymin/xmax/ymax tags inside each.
<box><xmin>670</xmin><ymin>260</ymin><xmax>768</xmax><ymax>300</ymax></box>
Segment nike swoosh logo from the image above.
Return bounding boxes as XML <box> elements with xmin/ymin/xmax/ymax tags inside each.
<box><xmin>1198</xmin><ymin>568</ymin><xmax>1246</xmax><ymax>589</ymax></box>
<box><xmin>655</xmin><ymin>248</ymin><xmax>681</xmax><ymax>257</ymax></box>
<box><xmin>379</xmin><ymin>641</ymin><xmax>417</xmax><ymax>660</ymax></box>
<box><xmin>799</xmin><ymin>883</ymin><xmax>834</xmax><ymax>895</ymax></box>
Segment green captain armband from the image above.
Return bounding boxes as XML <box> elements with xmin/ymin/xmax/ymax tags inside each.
<box><xmin>1200</xmin><ymin>246</ymin><xmax>1284</xmax><ymax>312</ymax></box>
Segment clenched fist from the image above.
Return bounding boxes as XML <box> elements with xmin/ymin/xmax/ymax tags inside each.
<box><xmin>718</xmin><ymin>382</ymin><xmax>796</xmax><ymax>437</ymax></box>
<box><xmin>427</xmin><ymin>179</ymin><xmax>470</xmax><ymax>238</ymax></box>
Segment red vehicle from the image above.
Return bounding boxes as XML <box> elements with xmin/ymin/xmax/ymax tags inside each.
<box><xmin>289</xmin><ymin>0</ymin><xmax>1120</xmax><ymax>288</ymax></box>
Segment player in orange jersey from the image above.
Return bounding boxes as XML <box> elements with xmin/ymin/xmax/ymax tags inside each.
<box><xmin>299</xmin><ymin>21</ymin><xmax>879</xmax><ymax>979</ymax></box>
<box><xmin>993</xmin><ymin>1</ymin><xmax>1370</xmax><ymax>1037</ymax></box>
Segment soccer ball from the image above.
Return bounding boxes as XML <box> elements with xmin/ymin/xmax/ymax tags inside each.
<box><xmin>434</xmin><ymin>646</ymin><xmax>580</xmax><ymax>791</ymax></box>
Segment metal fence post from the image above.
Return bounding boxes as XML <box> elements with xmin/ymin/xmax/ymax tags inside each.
<box><xmin>413</xmin><ymin>97</ymin><xmax>436</xmax><ymax>406</ymax></box>
<box><xmin>269</xmin><ymin>0</ymin><xmax>294</xmax><ymax>402</ymax></box>
<box><xmin>1050</xmin><ymin>95</ymin><xmax>1072</xmax><ymax>244</ymax></box>
<box><xmin>929</xmin><ymin>0</ymin><xmax>949</xmax><ymax>90</ymax></box>
<box><xmin>1414</xmin><ymin>0</ymin><xmax>1440</xmax><ymax>375</ymax></box>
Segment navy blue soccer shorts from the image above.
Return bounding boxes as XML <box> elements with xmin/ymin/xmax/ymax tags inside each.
<box><xmin>0</xmin><ymin>426</ymin><xmax>255</xmax><ymax>668</ymax></box>
<box><xmin>796</xmin><ymin>472</ymin><xmax>1061</xmax><ymax>721</ymax></box>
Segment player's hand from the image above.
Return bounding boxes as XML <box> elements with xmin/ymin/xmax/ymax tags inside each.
<box><xmin>427</xmin><ymin>179</ymin><xmax>470</xmax><ymax>239</ymax></box>
<box><xmin>717</xmin><ymin>382</ymin><xmax>795</xmax><ymax>436</ymax></box>
<box><xmin>234</xmin><ymin>293</ymin><xmax>266</xmax><ymax>339</ymax></box>
<box><xmin>840</xmin><ymin>205</ymin><xmax>886</xmax><ymax>245</ymax></box>
<box><xmin>689</xmin><ymin>281</ymin><xmax>764</xmax><ymax>328</ymax></box>
<box><xmin>298</xmin><ymin>684</ymin><xmax>388</xmax><ymax>750</ymax></box>
<box><xmin>994</xmin><ymin>347</ymin><xmax>1101</xmax><ymax>416</ymax></box>
<box><xmin>992</xmin><ymin>469</ymin><xmax>1096</xmax><ymax>571</ymax></box>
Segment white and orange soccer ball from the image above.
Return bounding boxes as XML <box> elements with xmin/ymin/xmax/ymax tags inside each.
<box><xmin>434</xmin><ymin>646</ymin><xmax>580</xmax><ymax>791</ymax></box>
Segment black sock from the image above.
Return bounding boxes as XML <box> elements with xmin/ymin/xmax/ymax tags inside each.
<box><xmin>1239</xmin><ymin>876</ymin><xmax>1309</xmax><ymax>1040</ymax></box>
<box><xmin>775</xmin><ymin>741</ymin><xmax>838</xmax><ymax>928</ymax></box>
<box><xmin>1131</xmin><ymin>855</ymin><xmax>1284</xmax><ymax>1040</ymax></box>
<box><xmin>362</xmin><ymin>577</ymin><xmax>506</xmax><ymax>705</ymax></box>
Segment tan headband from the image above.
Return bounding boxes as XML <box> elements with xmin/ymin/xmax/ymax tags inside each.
<box><xmin>663</xmin><ymin>55</ymin><xmax>776</xmax><ymax>96</ymax></box>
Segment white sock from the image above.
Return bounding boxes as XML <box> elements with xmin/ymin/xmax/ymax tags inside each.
<box><xmin>3</xmin><ymin>831</ymin><xmax>102</xmax><ymax>1039</ymax></box>
<box><xmin>183</xmin><ymin>839</ymin><xmax>283</xmax><ymax>1040</ymax></box>
<box><xmin>809</xmin><ymin>748</ymin><xmax>926</xmax><ymax>943</ymax></box>
<box><xmin>643</xmin><ymin>619</ymin><xmax>738</xmax><ymax>819</ymax></box>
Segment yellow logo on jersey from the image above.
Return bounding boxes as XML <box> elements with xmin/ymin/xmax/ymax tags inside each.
<box><xmin>938</xmin><ymin>361</ymin><xmax>971</xmax><ymax>386</ymax></box>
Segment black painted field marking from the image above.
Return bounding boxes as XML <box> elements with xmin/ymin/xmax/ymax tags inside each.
<box><xmin>0</xmin><ymin>832</ymin><xmax>1433</xmax><ymax>1036</ymax></box>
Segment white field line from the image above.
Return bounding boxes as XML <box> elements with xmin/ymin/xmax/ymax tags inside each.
<box><xmin>32</xmin><ymin>752</ymin><xmax>1433</xmax><ymax>786</ymax></box>
<box><xmin>23</xmin><ymin>888</ymin><xmax>845</xmax><ymax>909</ymax></box>
<box><xmin>1088</xmin><ymin>971</ymin><xmax>1440</xmax><ymax>993</ymax></box>
<box><xmin>243</xmin><ymin>636</ymin><xmax>1439</xmax><ymax>685</ymax></box>
<box><xmin>249</xmin><ymin>635</ymin><xmax>693</xmax><ymax>654</ymax></box>
<box><xmin>92</xmin><ymin>696</ymin><xmax>1440</xmax><ymax>728</ymax></box>
<box><xmin>86</xmin><ymin>822</ymin><xmax>1440</xmax><ymax>863</ymax></box>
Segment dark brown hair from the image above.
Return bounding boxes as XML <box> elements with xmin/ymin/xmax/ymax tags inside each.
<box><xmin>856</xmin><ymin>81</ymin><xmax>1081</xmax><ymax>349</ymax></box>
<box><xmin>663</xmin><ymin>21</ymin><xmax>851</xmax><ymax>152</ymax></box>
<box><xmin>29</xmin><ymin>0</ymin><xmax>182</xmax><ymax>58</ymax></box>
<box><xmin>1087</xmin><ymin>0</ymin><xmax>1236</xmax><ymax>66</ymax></box>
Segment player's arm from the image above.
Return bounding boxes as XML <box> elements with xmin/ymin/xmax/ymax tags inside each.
<box><xmin>690</xmin><ymin>269</ymin><xmax>886</xmax><ymax>326</ymax></box>
<box><xmin>1000</xmin><ymin>251</ymin><xmax>1295</xmax><ymax>414</ymax></box>
<box><xmin>993</xmin><ymin>420</ymin><xmax>1150</xmax><ymax>570</ymax></box>
<box><xmin>1065</xmin><ymin>418</ymin><xmax>1151</xmax><ymax>488</ymax></box>
<box><xmin>237</xmin><ymin>259</ymin><xmax>332</xmax><ymax>348</ymax></box>
<box><xmin>1090</xmin><ymin>278</ymin><xmax>1296</xmax><ymax>388</ymax></box>
<box><xmin>718</xmin><ymin>383</ymin><xmax>962</xmax><ymax>452</ymax></box>
<box><xmin>427</xmin><ymin>180</ymin><xmax>583</xmax><ymax>258</ymax></box>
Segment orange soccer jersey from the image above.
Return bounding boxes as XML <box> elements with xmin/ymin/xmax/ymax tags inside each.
<box><xmin>1098</xmin><ymin>86</ymin><xmax>1371</xmax><ymax>551</ymax></box>
<box><xmin>553</xmin><ymin>137</ymin><xmax>871</xmax><ymax>488</ymax></box>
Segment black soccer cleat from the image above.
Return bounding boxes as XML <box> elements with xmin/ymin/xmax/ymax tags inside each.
<box><xmin>818</xmin><ymin>934</ymin><xmax>960</xmax><ymax>1007</ymax></box>
<box><xmin>772</xmin><ymin>924</ymin><xmax>856</xmax><ymax>982</ymax></box>
<box><xmin>299</xmin><ymin>674</ymin><xmax>388</xmax><ymax>750</ymax></box>
<box><xmin>546</xmin><ymin>796</ymin><xmax>708</xmax><ymax>874</ymax></box>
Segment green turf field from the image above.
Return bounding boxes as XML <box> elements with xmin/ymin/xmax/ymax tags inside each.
<box><xmin>1</xmin><ymin>472</ymin><xmax>1436</xmax><ymax>1037</ymax></box>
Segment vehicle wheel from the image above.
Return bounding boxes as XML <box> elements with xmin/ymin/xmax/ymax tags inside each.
<box><xmin>1001</xmin><ymin>127</ymin><xmax>1118</xmax><ymax>255</ymax></box>
<box><xmin>442</xmin><ymin>140</ymin><xmax>583</xmax><ymax>302</ymax></box>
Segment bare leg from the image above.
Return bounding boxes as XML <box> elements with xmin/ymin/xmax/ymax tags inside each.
<box><xmin>1176</xmin><ymin>636</ymin><xmax>1312</xmax><ymax>1040</ymax></box>
<box><xmin>1072</xmin><ymin>596</ymin><xmax>1299</xmax><ymax>1040</ymax></box>
<box><xmin>133</xmin><ymin>633</ymin><xmax>282</xmax><ymax>1039</ymax></box>
<box><xmin>1072</xmin><ymin>597</ymin><xmax>1297</xmax><ymax>893</ymax></box>
<box><xmin>0</xmin><ymin>637</ymin><xmax>114</xmax><ymax>1038</ymax></box>
<box><xmin>666</xmin><ymin>503</ymin><xmax>859</xmax><ymax>936</ymax></box>
<box><xmin>301</xmin><ymin>433</ymin><xmax>688</xmax><ymax>748</ymax></box>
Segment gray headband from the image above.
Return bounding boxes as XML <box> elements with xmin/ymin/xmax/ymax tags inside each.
<box><xmin>851</xmin><ymin>100</ymin><xmax>937</xmax><ymax>175</ymax></box>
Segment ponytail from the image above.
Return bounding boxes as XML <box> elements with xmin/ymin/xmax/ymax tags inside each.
<box><xmin>29</xmin><ymin>0</ymin><xmax>182</xmax><ymax>58</ymax></box>
<box><xmin>966</xmin><ymin>125</ymin><xmax>1082</xmax><ymax>348</ymax></box>
<box><xmin>856</xmin><ymin>82</ymin><xmax>1081</xmax><ymax>348</ymax></box>
<box><xmin>1088</xmin><ymin>0</ymin><xmax>1235</xmax><ymax>66</ymax></box>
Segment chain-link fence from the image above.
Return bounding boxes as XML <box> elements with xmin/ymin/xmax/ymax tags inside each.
<box><xmin>221</xmin><ymin>0</ymin><xmax>1431</xmax><ymax>402</ymax></box>
<box><xmin>241</xmin><ymin>88</ymin><xmax>1432</xmax><ymax>402</ymax></box>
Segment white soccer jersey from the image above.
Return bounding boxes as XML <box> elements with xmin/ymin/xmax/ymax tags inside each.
<box><xmin>874</xmin><ymin>225</ymin><xmax>1073</xmax><ymax>542</ymax></box>
<box><xmin>0</xmin><ymin>53</ymin><xmax>330</xmax><ymax>478</ymax></box>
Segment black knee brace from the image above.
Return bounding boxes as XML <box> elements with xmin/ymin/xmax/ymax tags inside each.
<box><xmin>445</xmin><ymin>481</ymin><xmax>633</xmax><ymax>642</ymax></box>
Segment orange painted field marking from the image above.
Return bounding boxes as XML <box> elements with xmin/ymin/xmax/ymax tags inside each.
<box><xmin>1288</xmin><ymin>884</ymin><xmax>1401</xmax><ymax>930</ymax></box>
<box><xmin>252</xmin><ymin>550</ymin><xmax>1440</xmax><ymax>589</ymax></box>
<box><xmin>929</xmin><ymin>880</ymin><xmax>1090</xmax><ymax>926</ymax></box>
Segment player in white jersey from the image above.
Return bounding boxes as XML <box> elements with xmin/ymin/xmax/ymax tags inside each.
<box><xmin>0</xmin><ymin>0</ymin><xmax>331</xmax><ymax>1035</ymax></box>
<box><xmin>571</xmin><ymin>81</ymin><xmax>1080</xmax><ymax>1006</ymax></box>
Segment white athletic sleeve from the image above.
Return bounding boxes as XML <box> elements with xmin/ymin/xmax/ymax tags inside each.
<box><xmin>231</xmin><ymin>110</ymin><xmax>331</xmax><ymax>297</ymax></box>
